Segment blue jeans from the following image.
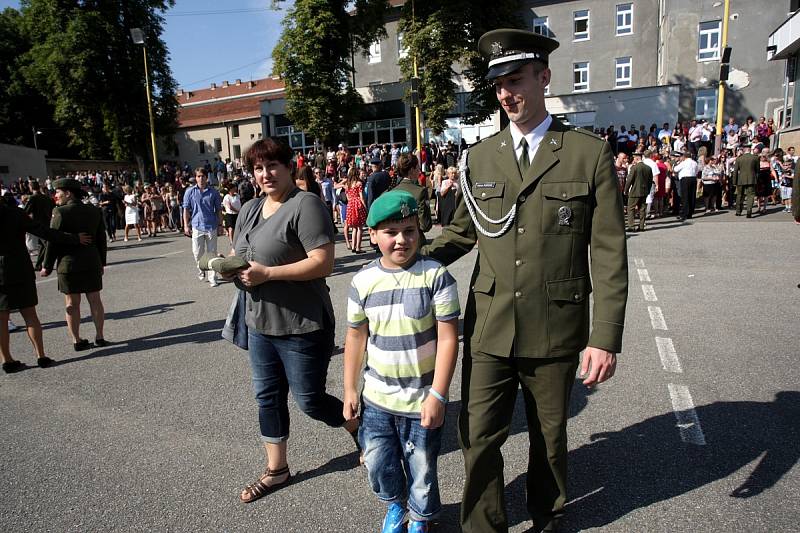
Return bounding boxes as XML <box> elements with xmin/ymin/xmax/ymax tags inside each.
<box><xmin>247</xmin><ymin>328</ymin><xmax>344</xmax><ymax>443</ymax></box>
<box><xmin>360</xmin><ymin>403</ymin><xmax>443</xmax><ymax>521</ymax></box>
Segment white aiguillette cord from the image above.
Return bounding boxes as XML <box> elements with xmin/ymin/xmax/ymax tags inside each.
<box><xmin>459</xmin><ymin>150</ymin><xmax>517</xmax><ymax>238</ymax></box>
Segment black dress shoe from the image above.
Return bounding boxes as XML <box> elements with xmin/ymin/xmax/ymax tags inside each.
<box><xmin>37</xmin><ymin>356</ymin><xmax>55</xmax><ymax>368</ymax></box>
<box><xmin>94</xmin><ymin>338</ymin><xmax>109</xmax><ymax>347</ymax></box>
<box><xmin>2</xmin><ymin>360</ymin><xmax>25</xmax><ymax>373</ymax></box>
<box><xmin>74</xmin><ymin>339</ymin><xmax>91</xmax><ymax>351</ymax></box>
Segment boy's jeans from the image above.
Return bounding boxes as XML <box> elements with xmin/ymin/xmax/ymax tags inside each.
<box><xmin>360</xmin><ymin>403</ymin><xmax>443</xmax><ymax>521</ymax></box>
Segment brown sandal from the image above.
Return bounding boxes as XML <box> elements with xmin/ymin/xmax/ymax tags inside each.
<box><xmin>239</xmin><ymin>466</ymin><xmax>292</xmax><ymax>503</ymax></box>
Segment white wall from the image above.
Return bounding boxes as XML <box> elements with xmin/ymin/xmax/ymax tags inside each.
<box><xmin>0</xmin><ymin>143</ymin><xmax>48</xmax><ymax>183</ymax></box>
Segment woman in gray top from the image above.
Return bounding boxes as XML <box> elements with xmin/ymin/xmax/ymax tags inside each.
<box><xmin>232</xmin><ymin>138</ymin><xmax>360</xmax><ymax>503</ymax></box>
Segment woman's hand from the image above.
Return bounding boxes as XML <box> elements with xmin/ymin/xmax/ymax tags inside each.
<box><xmin>78</xmin><ymin>233</ymin><xmax>93</xmax><ymax>245</ymax></box>
<box><xmin>238</xmin><ymin>261</ymin><xmax>271</xmax><ymax>287</ymax></box>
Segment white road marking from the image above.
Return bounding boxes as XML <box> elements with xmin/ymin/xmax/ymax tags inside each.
<box><xmin>641</xmin><ymin>284</ymin><xmax>658</xmax><ymax>301</ymax></box>
<box><xmin>160</xmin><ymin>250</ymin><xmax>184</xmax><ymax>257</ymax></box>
<box><xmin>648</xmin><ymin>306</ymin><xmax>668</xmax><ymax>330</ymax></box>
<box><xmin>637</xmin><ymin>268</ymin><xmax>651</xmax><ymax>282</ymax></box>
<box><xmin>667</xmin><ymin>384</ymin><xmax>707</xmax><ymax>445</ymax></box>
<box><xmin>36</xmin><ymin>249</ymin><xmax>184</xmax><ymax>284</ymax></box>
<box><xmin>633</xmin><ymin>258</ymin><xmax>645</xmax><ymax>268</ymax></box>
<box><xmin>655</xmin><ymin>337</ymin><xmax>682</xmax><ymax>373</ymax></box>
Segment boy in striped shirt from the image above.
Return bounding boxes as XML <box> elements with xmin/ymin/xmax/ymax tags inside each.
<box><xmin>343</xmin><ymin>190</ymin><xmax>460</xmax><ymax>533</ymax></box>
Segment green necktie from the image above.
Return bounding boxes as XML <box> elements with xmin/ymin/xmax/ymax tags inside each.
<box><xmin>518</xmin><ymin>138</ymin><xmax>530</xmax><ymax>174</ymax></box>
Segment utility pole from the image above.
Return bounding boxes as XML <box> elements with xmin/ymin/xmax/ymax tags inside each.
<box><xmin>714</xmin><ymin>0</ymin><xmax>730</xmax><ymax>155</ymax></box>
<box><xmin>412</xmin><ymin>0</ymin><xmax>422</xmax><ymax>151</ymax></box>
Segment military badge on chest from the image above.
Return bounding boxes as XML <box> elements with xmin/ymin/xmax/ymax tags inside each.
<box><xmin>557</xmin><ymin>205</ymin><xmax>572</xmax><ymax>227</ymax></box>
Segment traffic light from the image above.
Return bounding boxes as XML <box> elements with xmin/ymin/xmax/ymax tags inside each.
<box><xmin>410</xmin><ymin>77</ymin><xmax>420</xmax><ymax>106</ymax></box>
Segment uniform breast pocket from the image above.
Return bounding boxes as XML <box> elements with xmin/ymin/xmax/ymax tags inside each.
<box><xmin>471</xmin><ymin>182</ymin><xmax>505</xmax><ymax>221</ymax></box>
<box><xmin>403</xmin><ymin>287</ymin><xmax>432</xmax><ymax>319</ymax></box>
<box><xmin>540</xmin><ymin>181</ymin><xmax>590</xmax><ymax>235</ymax></box>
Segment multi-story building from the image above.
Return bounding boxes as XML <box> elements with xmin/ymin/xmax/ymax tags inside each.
<box><xmin>768</xmin><ymin>0</ymin><xmax>800</xmax><ymax>148</ymax></box>
<box><xmin>164</xmin><ymin>78</ymin><xmax>284</xmax><ymax>169</ymax></box>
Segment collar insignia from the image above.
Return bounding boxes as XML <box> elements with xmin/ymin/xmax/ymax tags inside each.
<box><xmin>500</xmin><ymin>140</ymin><xmax>507</xmax><ymax>147</ymax></box>
<box><xmin>549</xmin><ymin>138</ymin><xmax>558</xmax><ymax>145</ymax></box>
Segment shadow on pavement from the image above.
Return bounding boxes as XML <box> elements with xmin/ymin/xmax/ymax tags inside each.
<box><xmin>499</xmin><ymin>391</ymin><xmax>800</xmax><ymax>532</ymax></box>
<box><xmin>39</xmin><ymin>301</ymin><xmax>195</xmax><ymax>331</ymax></box>
<box><xmin>293</xmin><ymin>451</ymin><xmax>362</xmax><ymax>483</ymax></box>
<box><xmin>54</xmin><ymin>319</ymin><xmax>225</xmax><ymax>366</ymax></box>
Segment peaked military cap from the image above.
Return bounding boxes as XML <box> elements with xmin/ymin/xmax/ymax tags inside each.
<box><xmin>199</xmin><ymin>253</ymin><xmax>249</xmax><ymax>274</ymax></box>
<box><xmin>478</xmin><ymin>28</ymin><xmax>560</xmax><ymax>80</ymax></box>
<box><xmin>51</xmin><ymin>178</ymin><xmax>84</xmax><ymax>192</ymax></box>
<box><xmin>367</xmin><ymin>190</ymin><xmax>418</xmax><ymax>228</ymax></box>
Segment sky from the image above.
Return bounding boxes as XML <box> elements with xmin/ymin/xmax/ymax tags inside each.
<box><xmin>0</xmin><ymin>0</ymin><xmax>292</xmax><ymax>90</ymax></box>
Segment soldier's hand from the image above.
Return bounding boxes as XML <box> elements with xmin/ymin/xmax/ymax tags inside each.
<box><xmin>78</xmin><ymin>232</ymin><xmax>93</xmax><ymax>245</ymax></box>
<box><xmin>580</xmin><ymin>347</ymin><xmax>617</xmax><ymax>388</ymax></box>
<box><xmin>420</xmin><ymin>393</ymin><xmax>445</xmax><ymax>429</ymax></box>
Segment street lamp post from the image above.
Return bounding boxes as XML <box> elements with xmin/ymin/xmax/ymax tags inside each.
<box><xmin>130</xmin><ymin>28</ymin><xmax>159</xmax><ymax>180</ymax></box>
<box><xmin>32</xmin><ymin>126</ymin><xmax>42</xmax><ymax>150</ymax></box>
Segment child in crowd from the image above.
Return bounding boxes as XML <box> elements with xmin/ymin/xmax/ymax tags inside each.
<box><xmin>343</xmin><ymin>190</ymin><xmax>460</xmax><ymax>533</ymax></box>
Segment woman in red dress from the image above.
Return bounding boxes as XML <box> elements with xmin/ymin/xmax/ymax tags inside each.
<box><xmin>345</xmin><ymin>168</ymin><xmax>367</xmax><ymax>254</ymax></box>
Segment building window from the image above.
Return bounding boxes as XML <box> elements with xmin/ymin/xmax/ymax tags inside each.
<box><xmin>573</xmin><ymin>10</ymin><xmax>590</xmax><ymax>41</ymax></box>
<box><xmin>232</xmin><ymin>124</ymin><xmax>239</xmax><ymax>138</ymax></box>
<box><xmin>616</xmin><ymin>4</ymin><xmax>633</xmax><ymax>36</ymax></box>
<box><xmin>698</xmin><ymin>21</ymin><xmax>721</xmax><ymax>61</ymax></box>
<box><xmin>533</xmin><ymin>16</ymin><xmax>550</xmax><ymax>37</ymax></box>
<box><xmin>233</xmin><ymin>145</ymin><xmax>241</xmax><ymax>159</ymax></box>
<box><xmin>214</xmin><ymin>138</ymin><xmax>222</xmax><ymax>153</ymax></box>
<box><xmin>573</xmin><ymin>62</ymin><xmax>589</xmax><ymax>92</ymax></box>
<box><xmin>397</xmin><ymin>33</ymin><xmax>408</xmax><ymax>59</ymax></box>
<box><xmin>615</xmin><ymin>57</ymin><xmax>632</xmax><ymax>88</ymax></box>
<box><xmin>198</xmin><ymin>140</ymin><xmax>205</xmax><ymax>154</ymax></box>
<box><xmin>695</xmin><ymin>88</ymin><xmax>717</xmax><ymax>119</ymax></box>
<box><xmin>368</xmin><ymin>40</ymin><xmax>381</xmax><ymax>64</ymax></box>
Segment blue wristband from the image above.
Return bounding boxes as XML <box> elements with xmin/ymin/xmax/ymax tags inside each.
<box><xmin>429</xmin><ymin>388</ymin><xmax>447</xmax><ymax>404</ymax></box>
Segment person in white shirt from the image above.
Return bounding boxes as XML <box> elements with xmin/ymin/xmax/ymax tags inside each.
<box><xmin>222</xmin><ymin>185</ymin><xmax>242</xmax><ymax>249</ymax></box>
<box><xmin>673</xmin><ymin>152</ymin><xmax>700</xmax><ymax>220</ymax></box>
<box><xmin>643</xmin><ymin>151</ymin><xmax>660</xmax><ymax>219</ymax></box>
<box><xmin>657</xmin><ymin>123</ymin><xmax>671</xmax><ymax>145</ymax></box>
<box><xmin>687</xmin><ymin>120</ymin><xmax>702</xmax><ymax>157</ymax></box>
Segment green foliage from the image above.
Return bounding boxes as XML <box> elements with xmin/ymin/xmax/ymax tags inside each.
<box><xmin>398</xmin><ymin>0</ymin><xmax>523</xmax><ymax>133</ymax></box>
<box><xmin>272</xmin><ymin>0</ymin><xmax>387</xmax><ymax>145</ymax></box>
<box><xmin>2</xmin><ymin>0</ymin><xmax>178</xmax><ymax>163</ymax></box>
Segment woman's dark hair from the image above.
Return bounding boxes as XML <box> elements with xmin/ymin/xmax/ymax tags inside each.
<box><xmin>244</xmin><ymin>137</ymin><xmax>293</xmax><ymax>170</ymax></box>
<box><xmin>294</xmin><ymin>164</ymin><xmax>321</xmax><ymax>196</ymax></box>
<box><xmin>396</xmin><ymin>153</ymin><xmax>418</xmax><ymax>178</ymax></box>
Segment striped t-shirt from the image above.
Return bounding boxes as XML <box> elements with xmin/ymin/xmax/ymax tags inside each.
<box><xmin>347</xmin><ymin>255</ymin><xmax>460</xmax><ymax>416</ymax></box>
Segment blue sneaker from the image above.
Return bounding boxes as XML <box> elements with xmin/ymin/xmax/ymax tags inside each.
<box><xmin>381</xmin><ymin>502</ymin><xmax>407</xmax><ymax>533</ymax></box>
<box><xmin>408</xmin><ymin>519</ymin><xmax>431</xmax><ymax>532</ymax></box>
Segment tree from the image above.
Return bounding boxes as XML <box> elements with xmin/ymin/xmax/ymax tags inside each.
<box><xmin>16</xmin><ymin>0</ymin><xmax>178</xmax><ymax>172</ymax></box>
<box><xmin>397</xmin><ymin>0</ymin><xmax>522</xmax><ymax>134</ymax></box>
<box><xmin>272</xmin><ymin>0</ymin><xmax>388</xmax><ymax>146</ymax></box>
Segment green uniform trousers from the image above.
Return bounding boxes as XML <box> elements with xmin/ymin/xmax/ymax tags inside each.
<box><xmin>626</xmin><ymin>196</ymin><xmax>646</xmax><ymax>231</ymax></box>
<box><xmin>459</xmin><ymin>350</ymin><xmax>578</xmax><ymax>532</ymax></box>
<box><xmin>735</xmin><ymin>184</ymin><xmax>755</xmax><ymax>215</ymax></box>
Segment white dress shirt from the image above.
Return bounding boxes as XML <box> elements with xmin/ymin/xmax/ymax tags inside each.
<box><xmin>510</xmin><ymin>114</ymin><xmax>553</xmax><ymax>166</ymax></box>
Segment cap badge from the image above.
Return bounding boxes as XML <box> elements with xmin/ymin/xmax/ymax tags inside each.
<box><xmin>400</xmin><ymin>203</ymin><xmax>411</xmax><ymax>218</ymax></box>
<box><xmin>490</xmin><ymin>41</ymin><xmax>504</xmax><ymax>57</ymax></box>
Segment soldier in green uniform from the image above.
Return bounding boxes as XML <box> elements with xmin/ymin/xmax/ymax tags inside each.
<box><xmin>42</xmin><ymin>178</ymin><xmax>109</xmax><ymax>351</ymax></box>
<box><xmin>422</xmin><ymin>29</ymin><xmax>628</xmax><ymax>532</ymax></box>
<box><xmin>731</xmin><ymin>147</ymin><xmax>759</xmax><ymax>218</ymax></box>
<box><xmin>1</xmin><ymin>200</ymin><xmax>91</xmax><ymax>373</ymax></box>
<box><xmin>23</xmin><ymin>180</ymin><xmax>55</xmax><ymax>270</ymax></box>
<box><xmin>391</xmin><ymin>153</ymin><xmax>433</xmax><ymax>234</ymax></box>
<box><xmin>625</xmin><ymin>151</ymin><xmax>653</xmax><ymax>232</ymax></box>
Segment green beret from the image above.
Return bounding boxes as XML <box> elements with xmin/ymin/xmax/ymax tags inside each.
<box><xmin>52</xmin><ymin>178</ymin><xmax>84</xmax><ymax>192</ymax></box>
<box><xmin>478</xmin><ymin>28</ymin><xmax>560</xmax><ymax>80</ymax></box>
<box><xmin>367</xmin><ymin>190</ymin><xmax>418</xmax><ymax>228</ymax></box>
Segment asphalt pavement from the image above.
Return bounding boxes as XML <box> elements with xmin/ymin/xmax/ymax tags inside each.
<box><xmin>1</xmin><ymin>206</ymin><xmax>798</xmax><ymax>532</ymax></box>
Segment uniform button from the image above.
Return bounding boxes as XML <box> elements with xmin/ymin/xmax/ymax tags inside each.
<box><xmin>481</xmin><ymin>192</ymin><xmax>486</xmax><ymax>198</ymax></box>
<box><xmin>519</xmin><ymin>194</ymin><xmax>526</xmax><ymax>202</ymax></box>
<box><xmin>515</xmin><ymin>259</ymin><xmax>522</xmax><ymax>266</ymax></box>
<box><xmin>562</xmin><ymin>192</ymin><xmax>567</xmax><ymax>199</ymax></box>
<box><xmin>573</xmin><ymin>293</ymin><xmax>581</xmax><ymax>301</ymax></box>
<box><xmin>515</xmin><ymin>291</ymin><xmax>522</xmax><ymax>298</ymax></box>
<box><xmin>517</xmin><ymin>227</ymin><xmax>525</xmax><ymax>234</ymax></box>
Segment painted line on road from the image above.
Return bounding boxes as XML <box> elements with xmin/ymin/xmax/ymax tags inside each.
<box><xmin>565</xmin><ymin>486</ymin><xmax>604</xmax><ymax>506</ymax></box>
<box><xmin>655</xmin><ymin>337</ymin><xmax>682</xmax><ymax>373</ymax></box>
<box><xmin>648</xmin><ymin>306</ymin><xmax>668</xmax><ymax>330</ymax></box>
<box><xmin>160</xmin><ymin>250</ymin><xmax>184</xmax><ymax>257</ymax></box>
<box><xmin>36</xmin><ymin>250</ymin><xmax>184</xmax><ymax>284</ymax></box>
<box><xmin>633</xmin><ymin>257</ymin><xmax>645</xmax><ymax>268</ymax></box>
<box><xmin>641</xmin><ymin>284</ymin><xmax>658</xmax><ymax>301</ymax></box>
<box><xmin>667</xmin><ymin>383</ymin><xmax>707</xmax><ymax>445</ymax></box>
<box><xmin>637</xmin><ymin>268</ymin><xmax>651</xmax><ymax>282</ymax></box>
